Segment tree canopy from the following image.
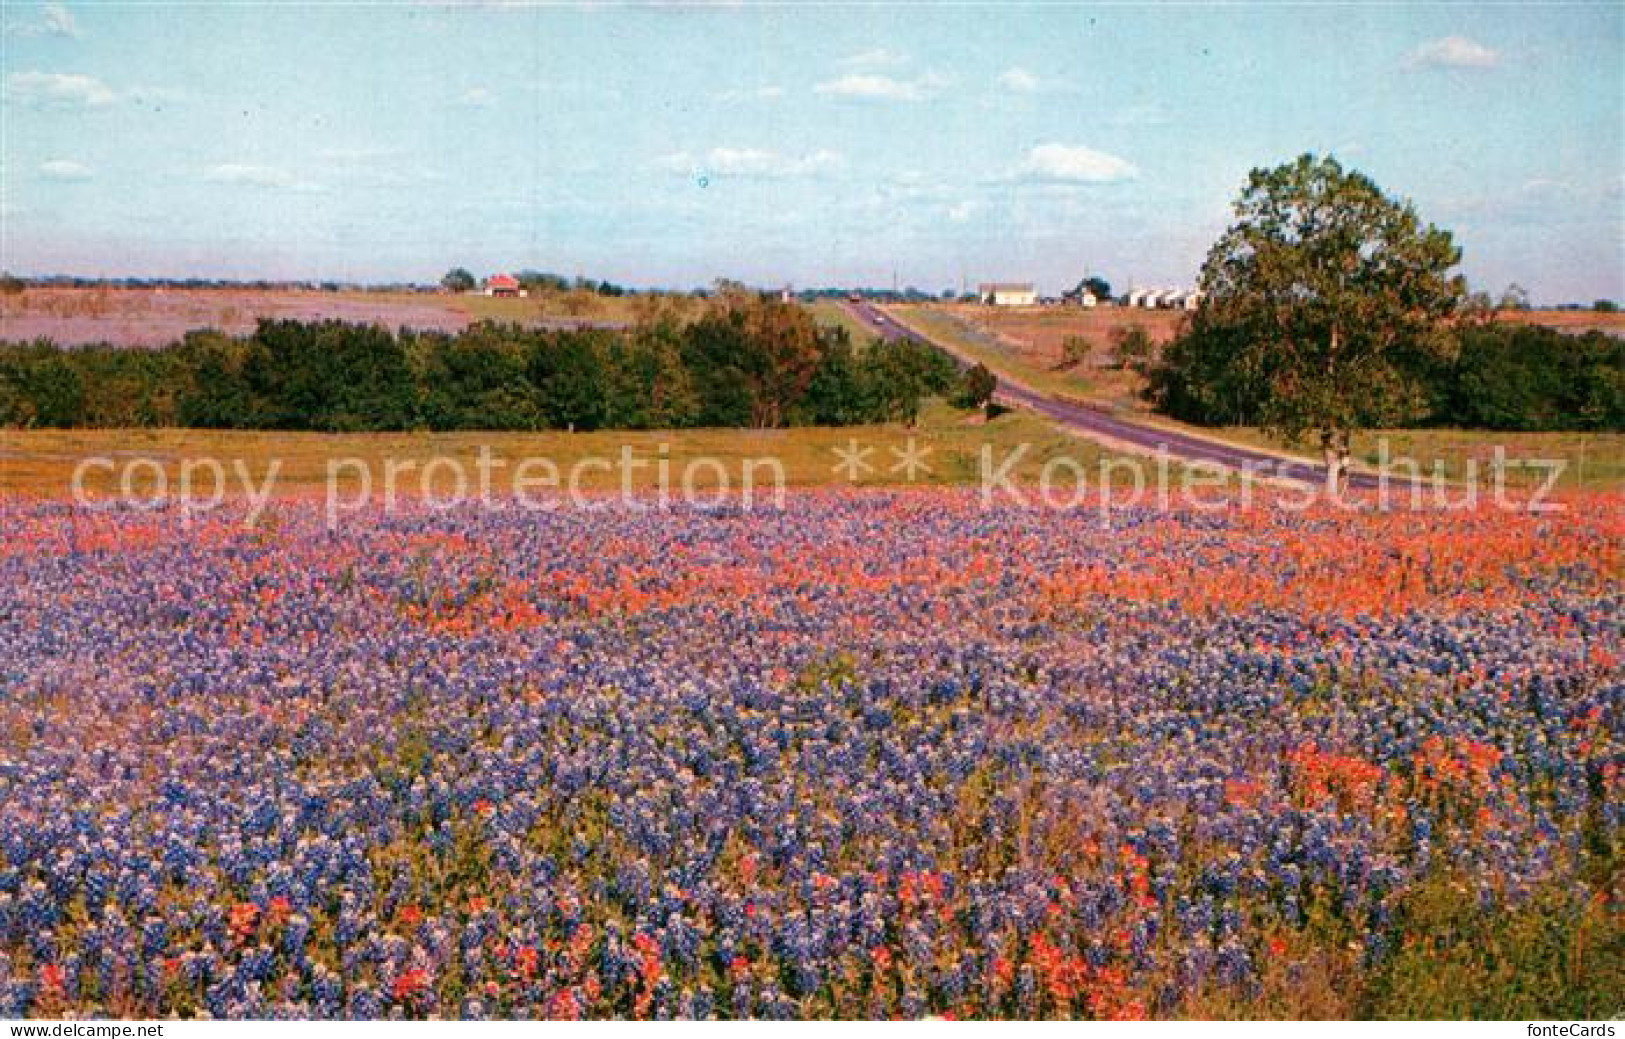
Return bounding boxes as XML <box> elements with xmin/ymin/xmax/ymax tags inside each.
<box><xmin>1153</xmin><ymin>154</ymin><xmax>1466</xmax><ymax>487</ymax></box>
<box><xmin>0</xmin><ymin>299</ymin><xmax>966</xmax><ymax>433</ymax></box>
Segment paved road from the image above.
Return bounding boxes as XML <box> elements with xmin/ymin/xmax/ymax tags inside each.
<box><xmin>844</xmin><ymin>301</ymin><xmax>1385</xmax><ymax>490</ymax></box>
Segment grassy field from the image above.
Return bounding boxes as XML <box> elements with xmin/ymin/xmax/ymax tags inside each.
<box><xmin>911</xmin><ymin>302</ymin><xmax>1183</xmax><ymax>407</ymax></box>
<box><xmin>1218</xmin><ymin>426</ymin><xmax>1625</xmax><ymax>490</ymax></box>
<box><xmin>892</xmin><ymin>303</ymin><xmax>1195</xmax><ymax>412</ymax></box>
<box><xmin>445</xmin><ymin>289</ymin><xmax>676</xmax><ymax>326</ymax></box>
<box><xmin>891</xmin><ymin>305</ymin><xmax>1106</xmax><ymax>400</ymax></box>
<box><xmin>0</xmin><ymin>401</ymin><xmax>1167</xmax><ymax>498</ymax></box>
<box><xmin>806</xmin><ymin>300</ymin><xmax>879</xmax><ymax>344</ymax></box>
<box><xmin>0</xmin><ymin>286</ymin><xmax>684</xmax><ymax>346</ymax></box>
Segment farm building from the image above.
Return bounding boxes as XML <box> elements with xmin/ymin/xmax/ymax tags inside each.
<box><xmin>979</xmin><ymin>283</ymin><xmax>1037</xmax><ymax>306</ymax></box>
<box><xmin>1061</xmin><ymin>285</ymin><xmax>1099</xmax><ymax>308</ymax></box>
<box><xmin>1127</xmin><ymin>287</ymin><xmax>1203</xmax><ymax>310</ymax></box>
<box><xmin>484</xmin><ymin>273</ymin><xmax>526</xmax><ymax>298</ymax></box>
<box><xmin>1156</xmin><ymin>289</ymin><xmax>1205</xmax><ymax>311</ymax></box>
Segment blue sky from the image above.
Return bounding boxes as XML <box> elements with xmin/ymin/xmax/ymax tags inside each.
<box><xmin>2</xmin><ymin>2</ymin><xmax>1621</xmax><ymax>300</ymax></box>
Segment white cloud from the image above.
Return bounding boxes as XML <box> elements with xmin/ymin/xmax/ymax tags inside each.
<box><xmin>203</xmin><ymin>163</ymin><xmax>323</xmax><ymax>192</ymax></box>
<box><xmin>814</xmin><ymin>71</ymin><xmax>945</xmax><ymax>102</ymax></box>
<box><xmin>5</xmin><ymin>71</ymin><xmax>116</xmax><ymax>107</ymax></box>
<box><xmin>997</xmin><ymin>67</ymin><xmax>1042</xmax><ymax>93</ymax></box>
<box><xmin>459</xmin><ymin>86</ymin><xmax>496</xmax><ymax>107</ymax></box>
<box><xmin>38</xmin><ymin>158</ymin><xmax>91</xmax><ymax>181</ymax></box>
<box><xmin>659</xmin><ymin>147</ymin><xmax>843</xmax><ymax>178</ymax></box>
<box><xmin>1014</xmin><ymin>143</ymin><xmax>1139</xmax><ymax>184</ymax></box>
<box><xmin>41</xmin><ymin>3</ymin><xmax>77</xmax><ymax>37</ymax></box>
<box><xmin>7</xmin><ymin>2</ymin><xmax>79</xmax><ymax>38</ymax></box>
<box><xmin>841</xmin><ymin>48</ymin><xmax>907</xmax><ymax>68</ymax></box>
<box><xmin>1408</xmin><ymin>36</ymin><xmax>1500</xmax><ymax>69</ymax></box>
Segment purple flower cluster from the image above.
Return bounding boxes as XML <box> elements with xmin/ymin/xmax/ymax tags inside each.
<box><xmin>0</xmin><ymin>493</ymin><xmax>1617</xmax><ymax>1018</ymax></box>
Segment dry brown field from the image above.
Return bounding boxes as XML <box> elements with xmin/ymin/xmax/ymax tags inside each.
<box><xmin>0</xmin><ymin>286</ymin><xmax>653</xmax><ymax>347</ymax></box>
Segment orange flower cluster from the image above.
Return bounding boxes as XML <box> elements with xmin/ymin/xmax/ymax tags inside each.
<box><xmin>1286</xmin><ymin>743</ymin><xmax>1387</xmax><ymax>812</ymax></box>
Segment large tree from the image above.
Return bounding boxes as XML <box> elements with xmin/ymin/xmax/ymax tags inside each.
<box><xmin>1177</xmin><ymin>154</ymin><xmax>1465</xmax><ymax>489</ymax></box>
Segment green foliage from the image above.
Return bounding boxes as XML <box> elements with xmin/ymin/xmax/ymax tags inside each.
<box><xmin>1060</xmin><ymin>335</ymin><xmax>1091</xmax><ymax>369</ymax></box>
<box><xmin>70</xmin><ymin>345</ymin><xmax>188</xmax><ymax>427</ymax></box>
<box><xmin>682</xmin><ymin>300</ymin><xmax>899</xmax><ymax>428</ymax></box>
<box><xmin>956</xmin><ymin>362</ymin><xmax>997</xmax><ymax>410</ymax></box>
<box><xmin>797</xmin><ymin>332</ymin><xmax>869</xmax><ymax>425</ymax></box>
<box><xmin>1146</xmin><ymin>319</ymin><xmax>1268</xmax><ymax>426</ymax></box>
<box><xmin>1449</xmin><ymin>325</ymin><xmax>1624</xmax><ymax>431</ymax></box>
<box><xmin>1151</xmin><ymin>319</ymin><xmax>1623</xmax><ymax>433</ymax></box>
<box><xmin>1109</xmin><ymin>326</ymin><xmax>1154</xmax><ymax>372</ymax></box>
<box><xmin>175</xmin><ymin>331</ymin><xmax>255</xmax><ymax>428</ymax></box>
<box><xmin>1144</xmin><ymin>155</ymin><xmax>1619</xmax><ymax>436</ymax></box>
<box><xmin>680</xmin><ymin>309</ymin><xmax>764</xmax><ymax>427</ymax></box>
<box><xmin>244</xmin><ymin>320</ymin><xmax>418</xmax><ymax>431</ymax></box>
<box><xmin>413</xmin><ymin>327</ymin><xmax>541</xmax><ymax>431</ymax></box>
<box><xmin>792</xmin><ymin>651</ymin><xmax>860</xmax><ymax>694</ymax></box>
<box><xmin>1151</xmin><ymin>154</ymin><xmax>1465</xmax><ymax>456</ymax></box>
<box><xmin>516</xmin><ymin>270</ymin><xmax>571</xmax><ymax>293</ymax></box>
<box><xmin>1362</xmin><ymin>875</ymin><xmax>1623</xmax><ymax>1019</ymax></box>
<box><xmin>0</xmin><ymin>342</ymin><xmax>86</xmax><ymax>427</ymax></box>
<box><xmin>440</xmin><ymin>267</ymin><xmax>476</xmax><ymax>293</ymax></box>
<box><xmin>0</xmin><ymin>299</ymin><xmax>965</xmax><ymax>432</ymax></box>
<box><xmin>857</xmin><ymin>335</ymin><xmax>959</xmax><ymax>426</ymax></box>
<box><xmin>531</xmin><ymin>330</ymin><xmax>611</xmax><ymax>431</ymax></box>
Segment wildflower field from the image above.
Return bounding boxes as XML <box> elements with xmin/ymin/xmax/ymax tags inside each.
<box><xmin>0</xmin><ymin>492</ymin><xmax>1619</xmax><ymax>1019</ymax></box>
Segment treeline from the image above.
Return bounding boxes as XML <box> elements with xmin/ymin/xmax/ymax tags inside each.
<box><xmin>1148</xmin><ymin>321</ymin><xmax>1625</xmax><ymax>432</ymax></box>
<box><xmin>0</xmin><ymin>301</ymin><xmax>966</xmax><ymax>432</ymax></box>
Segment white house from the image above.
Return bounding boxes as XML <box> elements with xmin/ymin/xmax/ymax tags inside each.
<box><xmin>1127</xmin><ymin>287</ymin><xmax>1202</xmax><ymax>309</ymax></box>
<box><xmin>979</xmin><ymin>282</ymin><xmax>1037</xmax><ymax>306</ymax></box>
<box><xmin>1152</xmin><ymin>289</ymin><xmax>1205</xmax><ymax>310</ymax></box>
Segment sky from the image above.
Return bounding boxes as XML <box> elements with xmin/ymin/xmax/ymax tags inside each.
<box><xmin>1</xmin><ymin>2</ymin><xmax>1621</xmax><ymax>301</ymax></box>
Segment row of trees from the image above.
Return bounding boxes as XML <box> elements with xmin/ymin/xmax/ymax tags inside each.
<box><xmin>440</xmin><ymin>269</ymin><xmax>630</xmax><ymax>297</ymax></box>
<box><xmin>1140</xmin><ymin>154</ymin><xmax>1623</xmax><ymax>484</ymax></box>
<box><xmin>0</xmin><ymin>301</ymin><xmax>966</xmax><ymax>432</ymax></box>
<box><xmin>1149</xmin><ymin>318</ymin><xmax>1623</xmax><ymax>434</ymax></box>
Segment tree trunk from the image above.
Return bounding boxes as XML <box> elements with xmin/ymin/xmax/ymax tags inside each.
<box><xmin>1321</xmin><ymin>428</ymin><xmax>1350</xmax><ymax>496</ymax></box>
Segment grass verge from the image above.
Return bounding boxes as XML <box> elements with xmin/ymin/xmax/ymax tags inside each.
<box><xmin>0</xmin><ymin>401</ymin><xmax>1153</xmax><ymax>497</ymax></box>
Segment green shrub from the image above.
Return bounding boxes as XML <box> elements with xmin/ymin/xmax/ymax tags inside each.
<box><xmin>1361</xmin><ymin>874</ymin><xmax>1623</xmax><ymax>1019</ymax></box>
